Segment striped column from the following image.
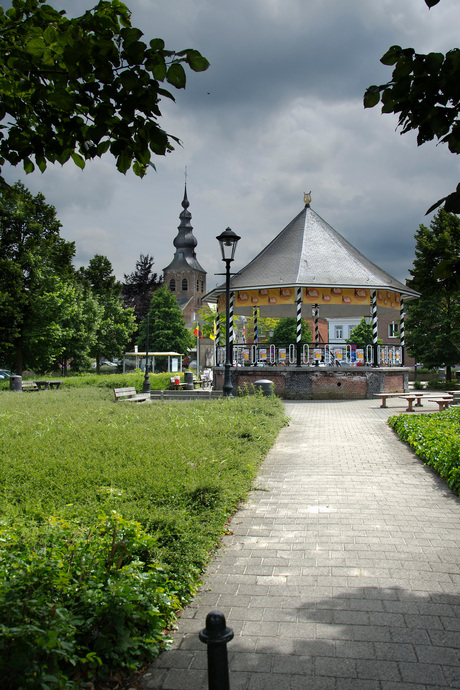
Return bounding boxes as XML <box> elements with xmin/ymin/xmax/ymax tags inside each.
<box><xmin>215</xmin><ymin>312</ymin><xmax>220</xmax><ymax>345</ymax></box>
<box><xmin>296</xmin><ymin>288</ymin><xmax>302</xmax><ymax>343</ymax></box>
<box><xmin>229</xmin><ymin>292</ymin><xmax>234</xmax><ymax>362</ymax></box>
<box><xmin>215</xmin><ymin>312</ymin><xmax>220</xmax><ymax>365</ymax></box>
<box><xmin>253</xmin><ymin>307</ymin><xmax>259</xmax><ymax>343</ymax></box>
<box><xmin>399</xmin><ymin>298</ymin><xmax>405</xmax><ymax>347</ymax></box>
<box><xmin>314</xmin><ymin>304</ymin><xmax>320</xmax><ymax>344</ymax></box>
<box><xmin>400</xmin><ymin>297</ymin><xmax>405</xmax><ymax>366</ymax></box>
<box><xmin>371</xmin><ymin>291</ymin><xmax>378</xmax><ymax>343</ymax></box>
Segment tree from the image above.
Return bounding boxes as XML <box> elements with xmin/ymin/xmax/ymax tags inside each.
<box><xmin>405</xmin><ymin>209</ymin><xmax>460</xmax><ymax>380</ymax></box>
<box><xmin>364</xmin><ymin>0</ymin><xmax>460</xmax><ymax>215</ymax></box>
<box><xmin>26</xmin><ymin>274</ymin><xmax>101</xmax><ymax>374</ymax></box>
<box><xmin>138</xmin><ymin>286</ymin><xmax>192</xmax><ymax>370</ymax></box>
<box><xmin>346</xmin><ymin>318</ymin><xmax>381</xmax><ymax>348</ymax></box>
<box><xmin>122</xmin><ymin>254</ymin><xmax>162</xmax><ymax>325</ymax></box>
<box><xmin>272</xmin><ymin>318</ymin><xmax>312</xmax><ymax>345</ymax></box>
<box><xmin>79</xmin><ymin>255</ymin><xmax>136</xmax><ymax>372</ymax></box>
<box><xmin>0</xmin><ymin>181</ymin><xmax>76</xmax><ymax>373</ymax></box>
<box><xmin>0</xmin><ymin>0</ymin><xmax>209</xmax><ymax>185</ymax></box>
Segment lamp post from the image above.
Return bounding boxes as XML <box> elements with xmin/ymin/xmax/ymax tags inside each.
<box><xmin>217</xmin><ymin>227</ymin><xmax>240</xmax><ymax>397</ymax></box>
<box><xmin>142</xmin><ymin>313</ymin><xmax>151</xmax><ymax>394</ymax></box>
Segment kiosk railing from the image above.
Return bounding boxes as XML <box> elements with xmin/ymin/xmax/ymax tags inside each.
<box><xmin>216</xmin><ymin>342</ymin><xmax>404</xmax><ymax>367</ymax></box>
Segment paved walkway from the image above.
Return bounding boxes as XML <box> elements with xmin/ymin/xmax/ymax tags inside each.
<box><xmin>141</xmin><ymin>398</ymin><xmax>460</xmax><ymax>689</ymax></box>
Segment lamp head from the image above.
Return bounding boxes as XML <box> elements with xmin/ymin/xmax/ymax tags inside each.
<box><xmin>216</xmin><ymin>227</ymin><xmax>241</xmax><ymax>262</ymax></box>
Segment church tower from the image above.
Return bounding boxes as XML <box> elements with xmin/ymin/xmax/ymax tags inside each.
<box><xmin>163</xmin><ymin>186</ymin><xmax>207</xmax><ymax>325</ymax></box>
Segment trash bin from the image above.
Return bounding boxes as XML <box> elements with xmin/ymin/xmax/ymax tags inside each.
<box><xmin>9</xmin><ymin>375</ymin><xmax>22</xmax><ymax>392</ymax></box>
<box><xmin>184</xmin><ymin>371</ymin><xmax>194</xmax><ymax>390</ymax></box>
<box><xmin>254</xmin><ymin>379</ymin><xmax>274</xmax><ymax>397</ymax></box>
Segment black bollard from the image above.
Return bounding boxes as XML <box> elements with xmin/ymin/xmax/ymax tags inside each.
<box><xmin>199</xmin><ymin>611</ymin><xmax>234</xmax><ymax>690</ymax></box>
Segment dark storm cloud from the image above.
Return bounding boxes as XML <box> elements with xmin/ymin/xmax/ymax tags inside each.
<box><xmin>1</xmin><ymin>0</ymin><xmax>459</xmax><ymax>287</ymax></box>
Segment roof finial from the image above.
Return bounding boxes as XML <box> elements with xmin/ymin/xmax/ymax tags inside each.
<box><xmin>304</xmin><ymin>191</ymin><xmax>312</xmax><ymax>206</ymax></box>
<box><xmin>182</xmin><ymin>167</ymin><xmax>189</xmax><ymax>209</ymax></box>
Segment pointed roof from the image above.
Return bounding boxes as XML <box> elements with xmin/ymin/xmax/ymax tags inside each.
<box><xmin>163</xmin><ymin>185</ymin><xmax>206</xmax><ymax>274</ymax></box>
<box><xmin>205</xmin><ymin>202</ymin><xmax>418</xmax><ymax>300</ymax></box>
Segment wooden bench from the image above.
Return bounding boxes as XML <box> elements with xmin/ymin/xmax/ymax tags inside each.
<box><xmin>114</xmin><ymin>387</ymin><xmax>149</xmax><ymax>403</ymax></box>
<box><xmin>22</xmin><ymin>381</ymin><xmax>39</xmax><ymax>392</ymax></box>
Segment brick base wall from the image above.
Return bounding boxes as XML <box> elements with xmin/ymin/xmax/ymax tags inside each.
<box><xmin>213</xmin><ymin>367</ymin><xmax>408</xmax><ymax>399</ymax></box>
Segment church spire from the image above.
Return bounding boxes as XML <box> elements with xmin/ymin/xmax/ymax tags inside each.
<box><xmin>163</xmin><ymin>184</ymin><xmax>205</xmax><ymax>273</ymax></box>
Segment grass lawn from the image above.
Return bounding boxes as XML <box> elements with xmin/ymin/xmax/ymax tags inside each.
<box><xmin>0</xmin><ymin>384</ymin><xmax>287</xmax><ymax>688</ymax></box>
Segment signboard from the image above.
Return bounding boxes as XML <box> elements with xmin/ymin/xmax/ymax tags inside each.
<box><xmin>304</xmin><ymin>287</ymin><xmax>370</xmax><ymax>306</ymax></box>
<box><xmin>376</xmin><ymin>290</ymin><xmax>400</xmax><ymax>308</ymax></box>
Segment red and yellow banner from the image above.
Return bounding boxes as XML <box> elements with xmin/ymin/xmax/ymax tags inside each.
<box><xmin>218</xmin><ymin>287</ymin><xmax>401</xmax><ymax>311</ymax></box>
<box><xmin>376</xmin><ymin>290</ymin><xmax>400</xmax><ymax>308</ymax></box>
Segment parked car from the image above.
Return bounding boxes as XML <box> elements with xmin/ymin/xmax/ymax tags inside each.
<box><xmin>0</xmin><ymin>369</ymin><xmax>11</xmax><ymax>379</ymax></box>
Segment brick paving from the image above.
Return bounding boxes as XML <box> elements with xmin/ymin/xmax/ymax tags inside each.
<box><xmin>141</xmin><ymin>398</ymin><xmax>460</xmax><ymax>689</ymax></box>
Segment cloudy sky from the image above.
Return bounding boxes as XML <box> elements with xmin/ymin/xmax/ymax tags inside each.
<box><xmin>3</xmin><ymin>0</ymin><xmax>460</xmax><ymax>288</ymax></box>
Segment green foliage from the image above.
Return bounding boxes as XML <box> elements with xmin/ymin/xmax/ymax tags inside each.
<box><xmin>425</xmin><ymin>379</ymin><xmax>456</xmax><ymax>390</ymax></box>
<box><xmin>79</xmin><ymin>255</ymin><xmax>136</xmax><ymax>372</ymax></box>
<box><xmin>0</xmin><ymin>181</ymin><xmax>77</xmax><ymax>373</ymax></box>
<box><xmin>272</xmin><ymin>317</ymin><xmax>312</xmax><ymax>345</ymax></box>
<box><xmin>138</xmin><ymin>286</ymin><xmax>193</xmax><ymax>362</ymax></box>
<box><xmin>122</xmin><ymin>254</ymin><xmax>163</xmax><ymax>330</ymax></box>
<box><xmin>389</xmin><ymin>405</ymin><xmax>460</xmax><ymax>494</ymax></box>
<box><xmin>345</xmin><ymin>317</ymin><xmax>381</xmax><ymax>348</ymax></box>
<box><xmin>0</xmin><ymin>512</ymin><xmax>179</xmax><ymax>688</ymax></box>
<box><xmin>0</xmin><ymin>0</ymin><xmax>209</xmax><ymax>184</ymax></box>
<box><xmin>364</xmin><ymin>0</ymin><xmax>459</xmax><ymax>214</ymax></box>
<box><xmin>0</xmin><ymin>387</ymin><xmax>286</xmax><ymax>685</ymax></box>
<box><xmin>405</xmin><ymin>209</ymin><xmax>460</xmax><ymax>380</ymax></box>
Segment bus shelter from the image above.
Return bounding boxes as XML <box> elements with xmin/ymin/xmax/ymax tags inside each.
<box><xmin>122</xmin><ymin>351</ymin><xmax>183</xmax><ymax>374</ymax></box>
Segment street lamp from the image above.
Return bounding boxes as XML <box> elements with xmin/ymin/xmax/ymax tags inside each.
<box><xmin>217</xmin><ymin>227</ymin><xmax>240</xmax><ymax>397</ymax></box>
<box><xmin>142</xmin><ymin>313</ymin><xmax>151</xmax><ymax>394</ymax></box>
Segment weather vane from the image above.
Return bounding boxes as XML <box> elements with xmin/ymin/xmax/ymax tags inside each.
<box><xmin>304</xmin><ymin>191</ymin><xmax>312</xmax><ymax>206</ymax></box>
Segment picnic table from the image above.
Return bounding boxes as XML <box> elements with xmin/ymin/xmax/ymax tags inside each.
<box><xmin>34</xmin><ymin>380</ymin><xmax>63</xmax><ymax>390</ymax></box>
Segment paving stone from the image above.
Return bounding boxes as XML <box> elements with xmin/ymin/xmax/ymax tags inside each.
<box><xmin>139</xmin><ymin>399</ymin><xmax>460</xmax><ymax>689</ymax></box>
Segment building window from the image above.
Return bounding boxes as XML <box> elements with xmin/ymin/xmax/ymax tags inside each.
<box><xmin>197</xmin><ymin>280</ymin><xmax>199</xmax><ymax>291</ymax></box>
<box><xmin>169</xmin><ymin>278</ymin><xmax>175</xmax><ymax>292</ymax></box>
<box><xmin>335</xmin><ymin>325</ymin><xmax>343</xmax><ymax>340</ymax></box>
<box><xmin>388</xmin><ymin>322</ymin><xmax>400</xmax><ymax>338</ymax></box>
<box><xmin>201</xmin><ymin>281</ymin><xmax>204</xmax><ymax>291</ymax></box>
<box><xmin>182</xmin><ymin>278</ymin><xmax>188</xmax><ymax>291</ymax></box>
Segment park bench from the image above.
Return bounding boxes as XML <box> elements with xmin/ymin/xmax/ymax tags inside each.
<box><xmin>169</xmin><ymin>377</ymin><xmax>186</xmax><ymax>390</ymax></box>
<box><xmin>428</xmin><ymin>396</ymin><xmax>453</xmax><ymax>412</ymax></box>
<box><xmin>22</xmin><ymin>381</ymin><xmax>39</xmax><ymax>391</ymax></box>
<box><xmin>113</xmin><ymin>387</ymin><xmax>149</xmax><ymax>403</ymax></box>
<box><xmin>398</xmin><ymin>395</ymin><xmax>418</xmax><ymax>412</ymax></box>
<box><xmin>374</xmin><ymin>392</ymin><xmax>409</xmax><ymax>408</ymax></box>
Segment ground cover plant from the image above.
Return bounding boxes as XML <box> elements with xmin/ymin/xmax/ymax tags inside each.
<box><xmin>0</xmin><ymin>386</ymin><xmax>286</xmax><ymax>688</ymax></box>
<box><xmin>389</xmin><ymin>406</ymin><xmax>460</xmax><ymax>494</ymax></box>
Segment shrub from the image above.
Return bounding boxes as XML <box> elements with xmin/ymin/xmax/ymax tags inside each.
<box><xmin>426</xmin><ymin>379</ymin><xmax>457</xmax><ymax>391</ymax></box>
<box><xmin>388</xmin><ymin>406</ymin><xmax>460</xmax><ymax>495</ymax></box>
<box><xmin>0</xmin><ymin>513</ymin><xmax>180</xmax><ymax>689</ymax></box>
